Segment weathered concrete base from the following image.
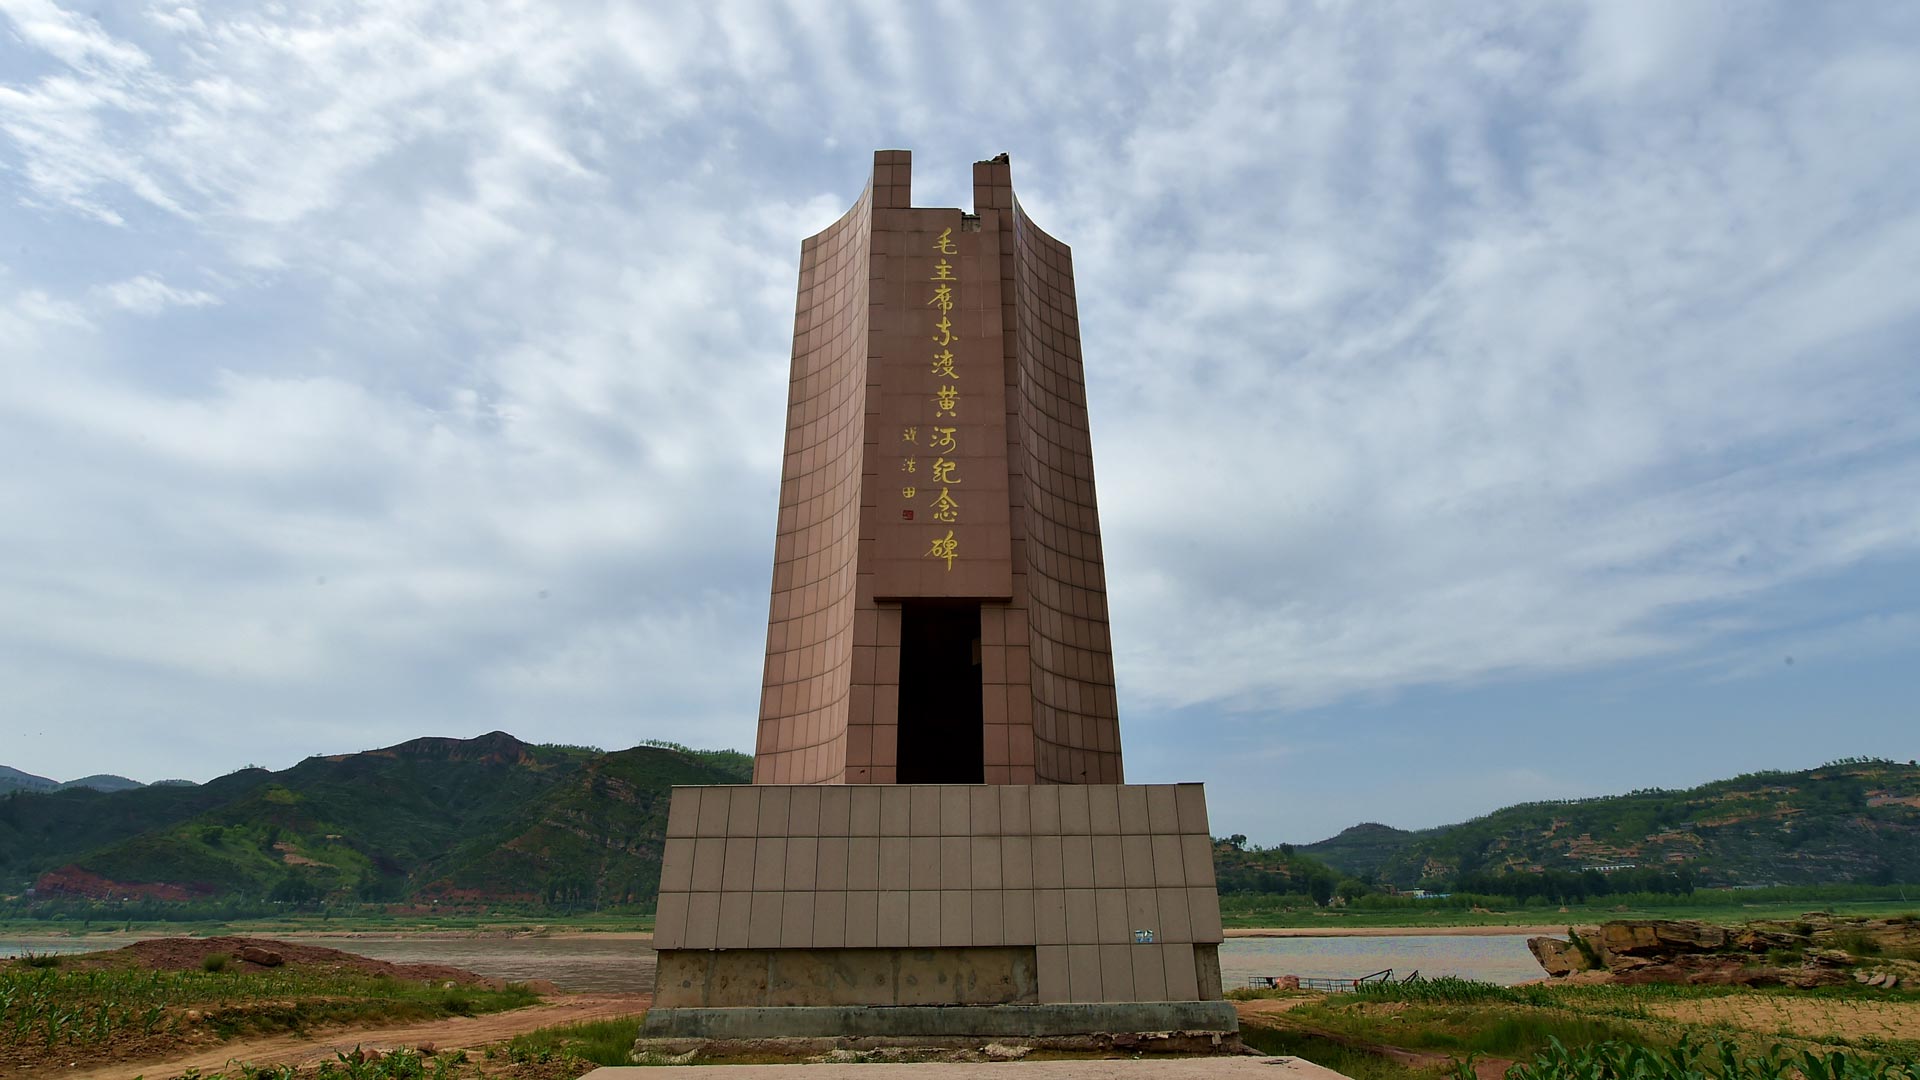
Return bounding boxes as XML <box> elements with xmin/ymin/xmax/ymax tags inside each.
<box><xmin>591</xmin><ymin>1058</ymin><xmax>1343</xmax><ymax>1080</ymax></box>
<box><xmin>655</xmin><ymin>946</ymin><xmax>1038</xmax><ymax>1007</ymax></box>
<box><xmin>638</xmin><ymin>1000</ymin><xmax>1238</xmax><ymax>1048</ymax></box>
<box><xmin>633</xmin><ymin>1030</ymin><xmax>1246</xmax><ymax>1060</ymax></box>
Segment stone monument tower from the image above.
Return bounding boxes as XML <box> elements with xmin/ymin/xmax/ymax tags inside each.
<box><xmin>644</xmin><ymin>151</ymin><xmax>1233</xmax><ymax>1050</ymax></box>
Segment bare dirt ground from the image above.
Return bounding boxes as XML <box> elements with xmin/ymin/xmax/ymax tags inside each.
<box><xmin>59</xmin><ymin>935</ymin><xmax>533</xmax><ymax>988</ymax></box>
<box><xmin>1234</xmin><ymin>996</ymin><xmax>1320</xmax><ymax>1018</ymax></box>
<box><xmin>61</xmin><ymin>993</ymin><xmax>651</xmax><ymax>1080</ymax></box>
<box><xmin>1645</xmin><ymin>995</ymin><xmax>1920</xmax><ymax>1043</ymax></box>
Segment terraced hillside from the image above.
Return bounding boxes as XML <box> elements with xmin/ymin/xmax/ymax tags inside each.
<box><xmin>1302</xmin><ymin>758</ymin><xmax>1920</xmax><ymax>889</ymax></box>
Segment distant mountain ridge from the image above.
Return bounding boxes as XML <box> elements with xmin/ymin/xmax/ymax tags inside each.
<box><xmin>6</xmin><ymin>741</ymin><xmax>1917</xmax><ymax>908</ymax></box>
<box><xmin>1299</xmin><ymin>758</ymin><xmax>1920</xmax><ymax>889</ymax></box>
<box><xmin>0</xmin><ymin>766</ymin><xmax>145</xmax><ymax>795</ymax></box>
<box><xmin>1</xmin><ymin>733</ymin><xmax>751</xmax><ymax>907</ymax></box>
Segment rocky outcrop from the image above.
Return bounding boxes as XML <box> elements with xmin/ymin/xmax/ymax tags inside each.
<box><xmin>1528</xmin><ymin>915</ymin><xmax>1917</xmax><ymax>988</ymax></box>
<box><xmin>1526</xmin><ymin>936</ymin><xmax>1589</xmax><ymax>977</ymax></box>
<box><xmin>1594</xmin><ymin>919</ymin><xmax>1727</xmax><ymax>957</ymax></box>
<box><xmin>1752</xmin><ymin>913</ymin><xmax>1920</xmax><ymax>953</ymax></box>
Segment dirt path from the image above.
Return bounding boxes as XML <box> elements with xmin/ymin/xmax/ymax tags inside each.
<box><xmin>65</xmin><ymin>994</ymin><xmax>650</xmax><ymax>1080</ymax></box>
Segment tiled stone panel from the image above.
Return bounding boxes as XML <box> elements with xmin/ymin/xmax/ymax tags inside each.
<box><xmin>655</xmin><ymin>946</ymin><xmax>1039</xmax><ymax>1008</ymax></box>
<box><xmin>752</xmin><ymin>169</ymin><xmax>876</xmax><ymax>785</ymax></box>
<box><xmin>996</xmin><ymin>171</ymin><xmax>1122</xmax><ymax>785</ymax></box>
<box><xmin>655</xmin><ymin>784</ymin><xmax>1221</xmax><ymax>1004</ymax></box>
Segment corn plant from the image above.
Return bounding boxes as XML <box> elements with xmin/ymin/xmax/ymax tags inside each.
<box><xmin>1471</xmin><ymin>1035</ymin><xmax>1920</xmax><ymax>1080</ymax></box>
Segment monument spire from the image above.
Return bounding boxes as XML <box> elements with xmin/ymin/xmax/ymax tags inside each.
<box><xmin>643</xmin><ymin>152</ymin><xmax>1232</xmax><ymax>1051</ymax></box>
<box><xmin>754</xmin><ymin>149</ymin><xmax>1123</xmax><ymax>788</ymax></box>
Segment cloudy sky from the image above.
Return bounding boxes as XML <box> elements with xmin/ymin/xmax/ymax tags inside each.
<box><xmin>3</xmin><ymin>1</ymin><xmax>1917</xmax><ymax>844</ymax></box>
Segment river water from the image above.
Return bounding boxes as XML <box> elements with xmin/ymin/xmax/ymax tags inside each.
<box><xmin>5</xmin><ymin>932</ymin><xmax>1550</xmax><ymax>993</ymax></box>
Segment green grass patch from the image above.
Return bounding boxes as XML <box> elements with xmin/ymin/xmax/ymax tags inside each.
<box><xmin>1351</xmin><ymin>976</ymin><xmax>1557</xmax><ymax>1007</ymax></box>
<box><xmin>1271</xmin><ymin>980</ymin><xmax>1657</xmax><ymax>1061</ymax></box>
<box><xmin>1457</xmin><ymin>1012</ymin><xmax>1640</xmax><ymax>1055</ymax></box>
<box><xmin>0</xmin><ymin>962</ymin><xmax>539</xmax><ymax>1061</ymax></box>
<box><xmin>495</xmin><ymin>1016</ymin><xmax>638</xmax><ymax>1067</ymax></box>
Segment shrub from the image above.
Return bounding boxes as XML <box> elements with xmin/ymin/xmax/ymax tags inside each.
<box><xmin>1567</xmin><ymin>926</ymin><xmax>1603</xmax><ymax>968</ymax></box>
<box><xmin>202</xmin><ymin>952</ymin><xmax>231</xmax><ymax>973</ymax></box>
<box><xmin>1832</xmin><ymin>931</ymin><xmax>1884</xmax><ymax>957</ymax></box>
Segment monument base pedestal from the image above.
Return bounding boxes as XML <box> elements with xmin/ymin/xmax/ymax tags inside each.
<box><xmin>651</xmin><ymin>783</ymin><xmax>1233</xmax><ymax>1050</ymax></box>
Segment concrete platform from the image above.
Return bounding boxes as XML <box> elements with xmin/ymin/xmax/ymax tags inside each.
<box><xmin>585</xmin><ymin>1059</ymin><xmax>1349</xmax><ymax>1079</ymax></box>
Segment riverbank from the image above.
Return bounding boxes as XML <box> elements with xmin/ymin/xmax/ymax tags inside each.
<box><xmin>1219</xmin><ymin>897</ymin><xmax>1920</xmax><ymax>931</ymax></box>
<box><xmin>6</xmin><ymin>895</ymin><xmax>1914</xmax><ymax>942</ymax></box>
<box><xmin>1227</xmin><ymin>924</ymin><xmax>1578</xmax><ymax>938</ymax></box>
<box><xmin>11</xmin><ymin>914</ymin><xmax>1559</xmax><ymax>941</ymax></box>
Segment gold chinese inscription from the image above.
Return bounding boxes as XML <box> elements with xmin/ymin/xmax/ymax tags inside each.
<box><xmin>930</xmin><ymin>488</ymin><xmax>960</xmax><ymax>523</ymax></box>
<box><xmin>927</xmin><ymin>529</ymin><xmax>958</xmax><ymax>569</ymax></box>
<box><xmin>908</xmin><ymin>227</ymin><xmax>967</xmax><ymax>571</ymax></box>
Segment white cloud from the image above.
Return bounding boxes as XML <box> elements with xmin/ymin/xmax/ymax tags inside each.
<box><xmin>0</xmin><ymin>0</ymin><xmax>1916</xmax><ymax>824</ymax></box>
<box><xmin>0</xmin><ymin>0</ymin><xmax>149</xmax><ymax>71</ymax></box>
<box><xmin>96</xmin><ymin>274</ymin><xmax>220</xmax><ymax>313</ymax></box>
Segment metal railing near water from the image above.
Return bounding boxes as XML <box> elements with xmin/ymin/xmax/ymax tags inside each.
<box><xmin>1247</xmin><ymin>968</ymin><xmax>1410</xmax><ymax>993</ymax></box>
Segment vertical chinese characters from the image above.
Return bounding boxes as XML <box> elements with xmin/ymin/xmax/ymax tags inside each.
<box><xmin>916</xmin><ymin>227</ymin><xmax>965</xmax><ymax>569</ymax></box>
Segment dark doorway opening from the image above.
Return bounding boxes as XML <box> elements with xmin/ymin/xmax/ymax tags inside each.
<box><xmin>896</xmin><ymin>602</ymin><xmax>984</xmax><ymax>784</ymax></box>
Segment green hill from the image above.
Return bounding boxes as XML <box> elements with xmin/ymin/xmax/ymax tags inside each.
<box><xmin>58</xmin><ymin>774</ymin><xmax>145</xmax><ymax>793</ymax></box>
<box><xmin>8</xmin><ymin>741</ymin><xmax>1917</xmax><ymax>913</ymax></box>
<box><xmin>0</xmin><ymin>768</ymin><xmax>145</xmax><ymax>796</ymax></box>
<box><xmin>1300</xmin><ymin>758</ymin><xmax>1920</xmax><ymax>891</ymax></box>
<box><xmin>1</xmin><ymin>732</ymin><xmax>749</xmax><ymax>909</ymax></box>
<box><xmin>0</xmin><ymin>767</ymin><xmax>58</xmax><ymax>795</ymax></box>
<box><xmin>1211</xmin><ymin>838</ymin><xmax>1356</xmax><ymax>903</ymax></box>
<box><xmin>1295</xmin><ymin>822</ymin><xmax>1414</xmax><ymax>878</ymax></box>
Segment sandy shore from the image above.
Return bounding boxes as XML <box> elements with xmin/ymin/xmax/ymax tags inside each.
<box><xmin>1226</xmin><ymin>924</ymin><xmax>1581</xmax><ymax>938</ymax></box>
<box><xmin>8</xmin><ymin>924</ymin><xmax>1578</xmax><ymax>947</ymax></box>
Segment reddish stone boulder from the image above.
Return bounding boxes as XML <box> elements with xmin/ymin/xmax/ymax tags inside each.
<box><xmin>236</xmin><ymin>946</ymin><xmax>284</xmax><ymax>967</ymax></box>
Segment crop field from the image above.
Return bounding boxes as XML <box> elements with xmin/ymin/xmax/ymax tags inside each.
<box><xmin>1497</xmin><ymin>1038</ymin><xmax>1920</xmax><ymax>1080</ymax></box>
<box><xmin>1235</xmin><ymin>977</ymin><xmax>1920</xmax><ymax>1079</ymax></box>
<box><xmin>0</xmin><ymin>956</ymin><xmax>537</xmax><ymax>1072</ymax></box>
